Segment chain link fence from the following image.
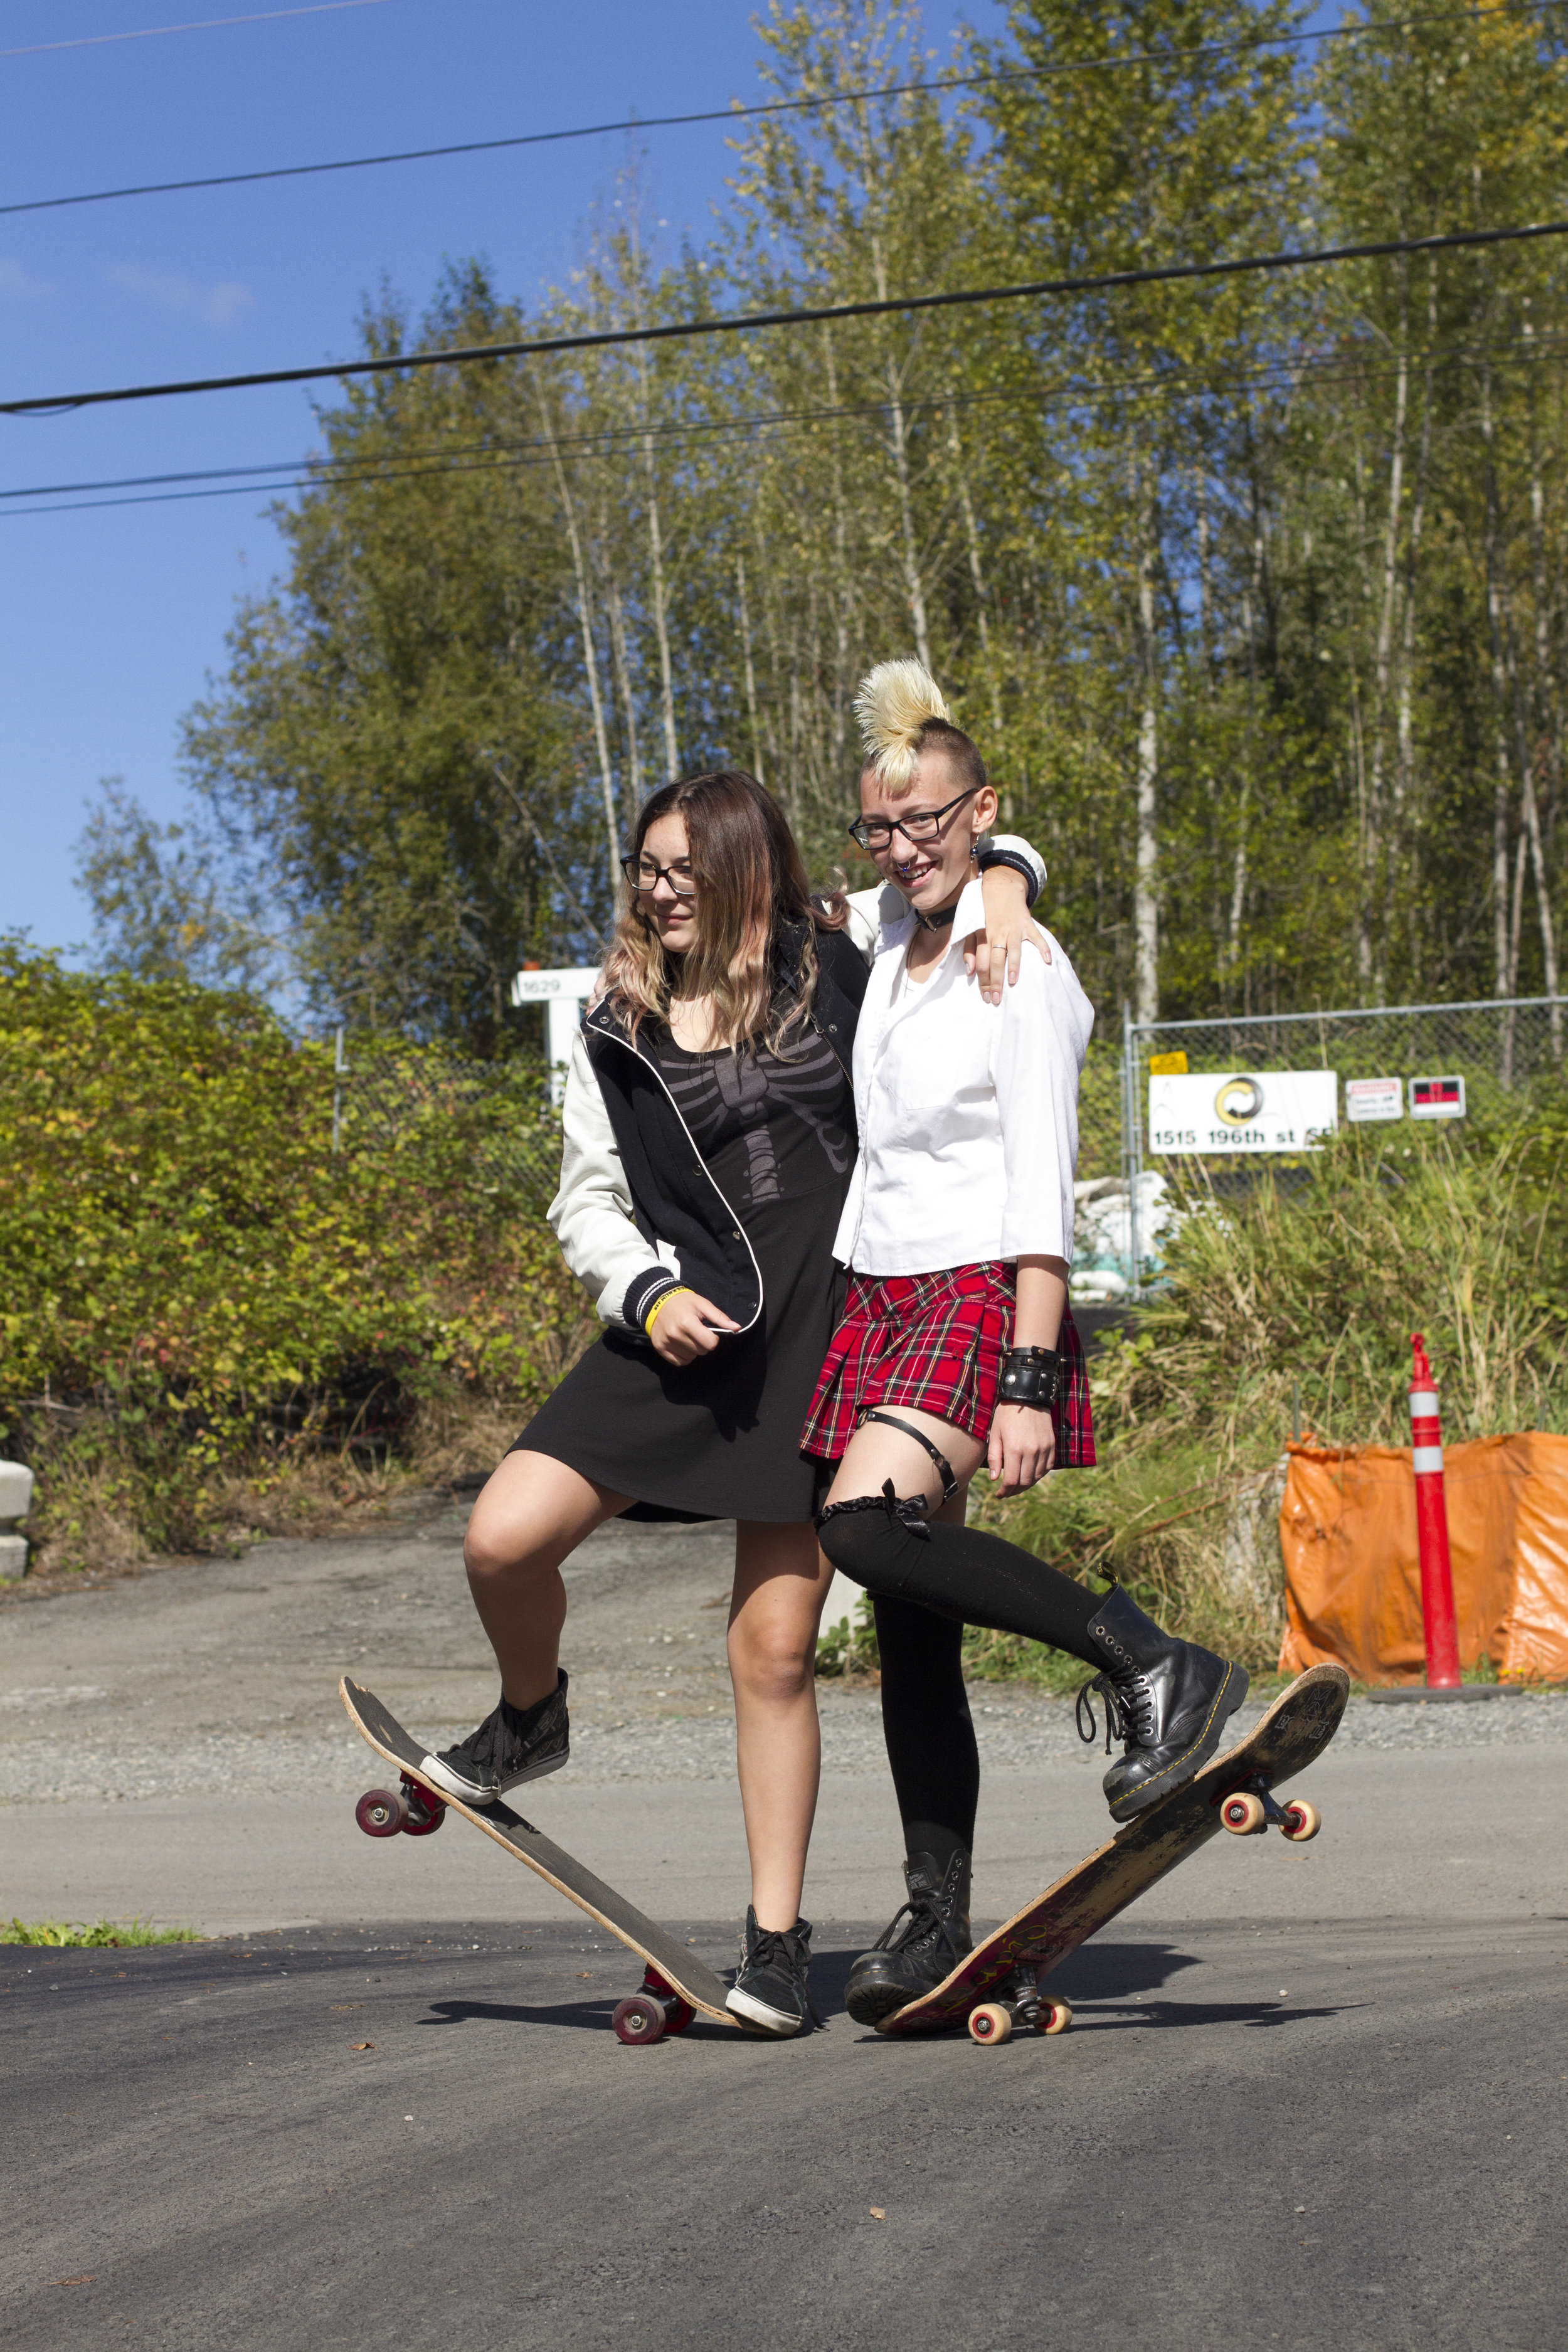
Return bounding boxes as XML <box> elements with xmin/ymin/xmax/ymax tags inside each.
<box><xmin>1071</xmin><ymin>993</ymin><xmax>1568</xmax><ymax>1303</ymax></box>
<box><xmin>330</xmin><ymin>1030</ymin><xmax>563</xmax><ymax>1214</ymax></box>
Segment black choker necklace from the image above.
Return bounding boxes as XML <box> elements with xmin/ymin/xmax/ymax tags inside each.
<box><xmin>915</xmin><ymin>903</ymin><xmax>958</xmax><ymax>931</ymax></box>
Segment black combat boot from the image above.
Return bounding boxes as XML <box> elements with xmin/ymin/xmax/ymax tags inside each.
<box><xmin>1079</xmin><ymin>1587</ymin><xmax>1248</xmax><ymax>1822</ymax></box>
<box><xmin>844</xmin><ymin>1848</ymin><xmax>973</xmax><ymax>2027</ymax></box>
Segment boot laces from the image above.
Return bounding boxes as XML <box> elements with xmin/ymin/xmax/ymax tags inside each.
<box><xmin>443</xmin><ymin>1707</ymin><xmax>505</xmax><ymax>1773</ymax></box>
<box><xmin>872</xmin><ymin>1887</ymin><xmax>965</xmax><ymax>1972</ymax></box>
<box><xmin>1076</xmin><ymin>1666</ymin><xmax>1158</xmax><ymax>1756</ymax></box>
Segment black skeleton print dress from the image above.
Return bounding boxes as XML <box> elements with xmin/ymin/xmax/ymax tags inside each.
<box><xmin>514</xmin><ymin>1022</ymin><xmax>856</xmax><ymax>1522</ymax></box>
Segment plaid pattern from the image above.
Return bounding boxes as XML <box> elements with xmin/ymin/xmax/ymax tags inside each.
<box><xmin>800</xmin><ymin>1263</ymin><xmax>1095</xmax><ymax>1469</ymax></box>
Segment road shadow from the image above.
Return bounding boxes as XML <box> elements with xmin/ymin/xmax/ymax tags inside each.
<box><xmin>417</xmin><ymin>1994</ymin><xmax>738</xmax><ymax>2040</ymax></box>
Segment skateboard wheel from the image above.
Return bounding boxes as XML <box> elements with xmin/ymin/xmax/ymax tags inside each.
<box><xmin>612</xmin><ymin>1993</ymin><xmax>668</xmax><ymax>2046</ymax></box>
<box><xmin>401</xmin><ymin>1781</ymin><xmax>446</xmax><ymax>1836</ymax></box>
<box><xmin>1279</xmin><ymin>1799</ymin><xmax>1321</xmax><ymax>1843</ymax></box>
<box><xmin>1037</xmin><ymin>1998</ymin><xmax>1073</xmax><ymax>2036</ymax></box>
<box><xmin>355</xmin><ymin>1788</ymin><xmax>408</xmax><ymax>1838</ymax></box>
<box><xmin>1221</xmin><ymin>1791</ymin><xmax>1266</xmax><ymax>1836</ymax></box>
<box><xmin>633</xmin><ymin>1971</ymin><xmax>694</xmax><ymax>2035</ymax></box>
<box><xmin>968</xmin><ymin>2003</ymin><xmax>1014</xmax><ymax>2045</ymax></box>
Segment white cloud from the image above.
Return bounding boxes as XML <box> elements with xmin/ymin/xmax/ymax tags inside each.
<box><xmin>108</xmin><ymin>264</ymin><xmax>253</xmax><ymax>328</ymax></box>
<box><xmin>0</xmin><ymin>258</ymin><xmax>51</xmax><ymax>298</ymax></box>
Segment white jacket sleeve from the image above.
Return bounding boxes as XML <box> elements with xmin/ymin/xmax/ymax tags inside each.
<box><xmin>990</xmin><ymin>933</ymin><xmax>1096</xmax><ymax>1263</ymax></box>
<box><xmin>546</xmin><ymin>1029</ymin><xmax>669</xmax><ymax>1330</ymax></box>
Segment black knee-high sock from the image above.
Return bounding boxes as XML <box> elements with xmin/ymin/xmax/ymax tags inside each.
<box><xmin>819</xmin><ymin>1492</ymin><xmax>1101</xmax><ymax>1663</ymax></box>
<box><xmin>873</xmin><ymin>1595</ymin><xmax>978</xmax><ymax>1870</ymax></box>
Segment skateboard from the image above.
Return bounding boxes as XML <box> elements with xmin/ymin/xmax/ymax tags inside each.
<box><xmin>341</xmin><ymin>1677</ymin><xmax>746</xmax><ymax>2045</ymax></box>
<box><xmin>879</xmin><ymin>1661</ymin><xmax>1350</xmax><ymax>2045</ymax></box>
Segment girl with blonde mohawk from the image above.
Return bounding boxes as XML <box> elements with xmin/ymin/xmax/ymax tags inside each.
<box><xmin>804</xmin><ymin>661</ymin><xmax>1248</xmax><ymax>2028</ymax></box>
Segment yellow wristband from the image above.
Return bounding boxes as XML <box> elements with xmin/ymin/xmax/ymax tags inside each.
<box><xmin>644</xmin><ymin>1286</ymin><xmax>694</xmax><ymax>1336</ymax></box>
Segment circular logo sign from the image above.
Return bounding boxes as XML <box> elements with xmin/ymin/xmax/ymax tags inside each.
<box><xmin>1214</xmin><ymin>1075</ymin><xmax>1265</xmax><ymax>1126</ymax></box>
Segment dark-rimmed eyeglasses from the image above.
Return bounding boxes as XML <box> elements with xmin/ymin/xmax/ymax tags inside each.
<box><xmin>847</xmin><ymin>784</ymin><xmax>980</xmax><ymax>854</ymax></box>
<box><xmin>620</xmin><ymin>852</ymin><xmax>697</xmax><ymax>898</ymax></box>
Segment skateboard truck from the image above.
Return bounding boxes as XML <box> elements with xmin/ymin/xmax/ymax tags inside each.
<box><xmin>966</xmin><ymin>1957</ymin><xmax>1074</xmax><ymax>2047</ymax></box>
<box><xmin>611</xmin><ymin>1968</ymin><xmax>697</xmax><ymax>2047</ymax></box>
<box><xmin>354</xmin><ymin>1773</ymin><xmax>447</xmax><ymax>1840</ymax></box>
<box><xmin>1215</xmin><ymin>1773</ymin><xmax>1321</xmax><ymax>1842</ymax></box>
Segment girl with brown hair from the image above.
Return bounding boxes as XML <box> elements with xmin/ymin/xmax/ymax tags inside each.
<box><xmin>416</xmin><ymin>766</ymin><xmax>1047</xmax><ymax>2033</ymax></box>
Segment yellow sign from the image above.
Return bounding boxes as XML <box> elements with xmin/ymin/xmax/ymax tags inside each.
<box><xmin>1148</xmin><ymin>1051</ymin><xmax>1189</xmax><ymax>1076</ymax></box>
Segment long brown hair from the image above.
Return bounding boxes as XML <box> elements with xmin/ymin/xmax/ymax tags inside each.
<box><xmin>601</xmin><ymin>770</ymin><xmax>840</xmax><ymax>1052</ymax></box>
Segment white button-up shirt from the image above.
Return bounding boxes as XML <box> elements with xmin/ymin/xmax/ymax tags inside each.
<box><xmin>832</xmin><ymin>876</ymin><xmax>1095</xmax><ymax>1276</ymax></box>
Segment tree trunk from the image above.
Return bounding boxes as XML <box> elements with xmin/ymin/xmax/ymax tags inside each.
<box><xmin>1481</xmin><ymin>366</ymin><xmax>1514</xmax><ymax>1007</ymax></box>
<box><xmin>605</xmin><ymin>575</ymin><xmax>643</xmax><ymax>812</ymax></box>
<box><xmin>633</xmin><ymin>341</ymin><xmax>681</xmax><ymax>781</ymax></box>
<box><xmin>1133</xmin><ymin>467</ymin><xmax>1160</xmax><ymax>1026</ymax></box>
<box><xmin>533</xmin><ymin>372</ymin><xmax>619</xmax><ymax>896</ymax></box>
<box><xmin>871</xmin><ymin>235</ymin><xmax>931</xmax><ymax>671</ymax></box>
<box><xmin>948</xmin><ymin>395</ymin><xmax>1002</xmax><ymax>733</ymax></box>
<box><xmin>736</xmin><ymin>554</ymin><xmax>766</xmax><ymax>788</ymax></box>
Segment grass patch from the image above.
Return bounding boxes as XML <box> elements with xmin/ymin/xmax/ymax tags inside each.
<box><xmin>2</xmin><ymin>1917</ymin><xmax>201</xmax><ymax>1947</ymax></box>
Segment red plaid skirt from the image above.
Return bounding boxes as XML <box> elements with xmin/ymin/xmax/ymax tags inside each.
<box><xmin>800</xmin><ymin>1263</ymin><xmax>1096</xmax><ymax>1468</ymax></box>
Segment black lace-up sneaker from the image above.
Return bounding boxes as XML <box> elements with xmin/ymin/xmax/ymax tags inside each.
<box><xmin>1077</xmin><ymin>1587</ymin><xmax>1248</xmax><ymax>1822</ymax></box>
<box><xmin>420</xmin><ymin>1670</ymin><xmax>569</xmax><ymax>1806</ymax></box>
<box><xmin>844</xmin><ymin>1849</ymin><xmax>973</xmax><ymax>2027</ymax></box>
<box><xmin>726</xmin><ymin>1907</ymin><xmax>821</xmax><ymax>2037</ymax></box>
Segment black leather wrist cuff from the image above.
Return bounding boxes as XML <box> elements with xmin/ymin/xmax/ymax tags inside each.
<box><xmin>998</xmin><ymin>1347</ymin><xmax>1061</xmax><ymax>1409</ymax></box>
<box><xmin>975</xmin><ymin>847</ymin><xmax>1042</xmax><ymax>909</ymax></box>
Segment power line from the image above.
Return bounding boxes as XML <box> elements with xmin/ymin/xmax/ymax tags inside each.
<box><xmin>2</xmin><ymin>0</ymin><xmax>1562</xmax><ymax>216</ymax></box>
<box><xmin>8</xmin><ymin>216</ymin><xmax>1568</xmax><ymax>420</ymax></box>
<box><xmin>8</xmin><ymin>328</ymin><xmax>1565</xmax><ymax>518</ymax></box>
<box><xmin>0</xmin><ymin>1</ymin><xmax>391</xmax><ymax>63</ymax></box>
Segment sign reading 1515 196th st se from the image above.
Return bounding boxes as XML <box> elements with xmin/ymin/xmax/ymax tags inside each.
<box><xmin>1148</xmin><ymin>1069</ymin><xmax>1339</xmax><ymax>1155</ymax></box>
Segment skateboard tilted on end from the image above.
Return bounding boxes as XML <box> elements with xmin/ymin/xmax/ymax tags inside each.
<box><xmin>877</xmin><ymin>1662</ymin><xmax>1351</xmax><ymax>2047</ymax></box>
<box><xmin>339</xmin><ymin>1674</ymin><xmax>752</xmax><ymax>2045</ymax></box>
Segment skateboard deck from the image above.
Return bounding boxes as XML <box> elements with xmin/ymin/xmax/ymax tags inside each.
<box><xmin>341</xmin><ymin>1677</ymin><xmax>744</xmax><ymax>2043</ymax></box>
<box><xmin>879</xmin><ymin>1662</ymin><xmax>1350</xmax><ymax>2042</ymax></box>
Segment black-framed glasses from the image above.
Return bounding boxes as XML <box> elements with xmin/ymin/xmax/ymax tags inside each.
<box><xmin>620</xmin><ymin>852</ymin><xmax>697</xmax><ymax>898</ymax></box>
<box><xmin>847</xmin><ymin>783</ymin><xmax>980</xmax><ymax>854</ymax></box>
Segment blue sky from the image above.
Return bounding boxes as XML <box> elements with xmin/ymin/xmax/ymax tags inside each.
<box><xmin>2</xmin><ymin>0</ymin><xmax>1343</xmax><ymax>960</ymax></box>
<box><xmin>0</xmin><ymin>0</ymin><xmax>1008</xmax><ymax>956</ymax></box>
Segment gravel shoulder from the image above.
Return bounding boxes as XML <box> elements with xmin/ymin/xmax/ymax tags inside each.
<box><xmin>4</xmin><ymin>1511</ymin><xmax>1565</xmax><ymax>1806</ymax></box>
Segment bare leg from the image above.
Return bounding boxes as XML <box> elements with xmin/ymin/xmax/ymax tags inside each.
<box><xmin>825</xmin><ymin>1407</ymin><xmax>986</xmax><ymax>1516</ymax></box>
<box><xmin>727</xmin><ymin>1520</ymin><xmax>835</xmax><ymax>1931</ymax></box>
<box><xmin>462</xmin><ymin>1450</ymin><xmax>632</xmax><ymax>1710</ymax></box>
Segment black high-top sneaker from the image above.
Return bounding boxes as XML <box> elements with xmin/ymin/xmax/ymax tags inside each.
<box><xmin>1078</xmin><ymin>1587</ymin><xmax>1248</xmax><ymax>1822</ymax></box>
<box><xmin>420</xmin><ymin>1670</ymin><xmax>569</xmax><ymax>1806</ymax></box>
<box><xmin>726</xmin><ymin>1908</ymin><xmax>822</xmax><ymax>2037</ymax></box>
<box><xmin>844</xmin><ymin>1849</ymin><xmax>973</xmax><ymax>2028</ymax></box>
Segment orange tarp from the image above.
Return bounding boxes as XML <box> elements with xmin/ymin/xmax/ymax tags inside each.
<box><xmin>1278</xmin><ymin>1434</ymin><xmax>1568</xmax><ymax>1685</ymax></box>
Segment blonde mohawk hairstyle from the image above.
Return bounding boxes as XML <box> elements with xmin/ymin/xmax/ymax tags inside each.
<box><xmin>854</xmin><ymin>658</ymin><xmax>951</xmax><ymax>793</ymax></box>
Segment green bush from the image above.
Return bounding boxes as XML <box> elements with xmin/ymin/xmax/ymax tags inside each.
<box><xmin>0</xmin><ymin>943</ymin><xmax>589</xmax><ymax>1569</ymax></box>
<box><xmin>972</xmin><ymin>1119</ymin><xmax>1568</xmax><ymax>1679</ymax></box>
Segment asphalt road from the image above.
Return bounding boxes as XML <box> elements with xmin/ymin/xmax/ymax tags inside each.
<box><xmin>4</xmin><ymin>1513</ymin><xmax>1566</xmax><ymax>2349</ymax></box>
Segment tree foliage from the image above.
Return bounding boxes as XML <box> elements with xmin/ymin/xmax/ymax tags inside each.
<box><xmin>0</xmin><ymin>941</ymin><xmax>585</xmax><ymax>1562</ymax></box>
<box><xmin>78</xmin><ymin>0</ymin><xmax>1568</xmax><ymax>1047</ymax></box>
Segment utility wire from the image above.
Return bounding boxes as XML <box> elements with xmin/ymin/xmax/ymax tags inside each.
<box><xmin>1</xmin><ymin>0</ymin><xmax>1562</xmax><ymax>216</ymax></box>
<box><xmin>0</xmin><ymin>1</ymin><xmax>391</xmax><ymax>63</ymax></box>
<box><xmin>6</xmin><ymin>321</ymin><xmax>1565</xmax><ymax>505</ymax></box>
<box><xmin>7</xmin><ymin>216</ymin><xmax>1568</xmax><ymax>420</ymax></box>
<box><xmin>8</xmin><ymin>329</ymin><xmax>1565</xmax><ymax>518</ymax></box>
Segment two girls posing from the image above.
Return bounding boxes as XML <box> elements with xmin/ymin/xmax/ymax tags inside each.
<box><xmin>420</xmin><ymin>664</ymin><xmax>1245</xmax><ymax>2034</ymax></box>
